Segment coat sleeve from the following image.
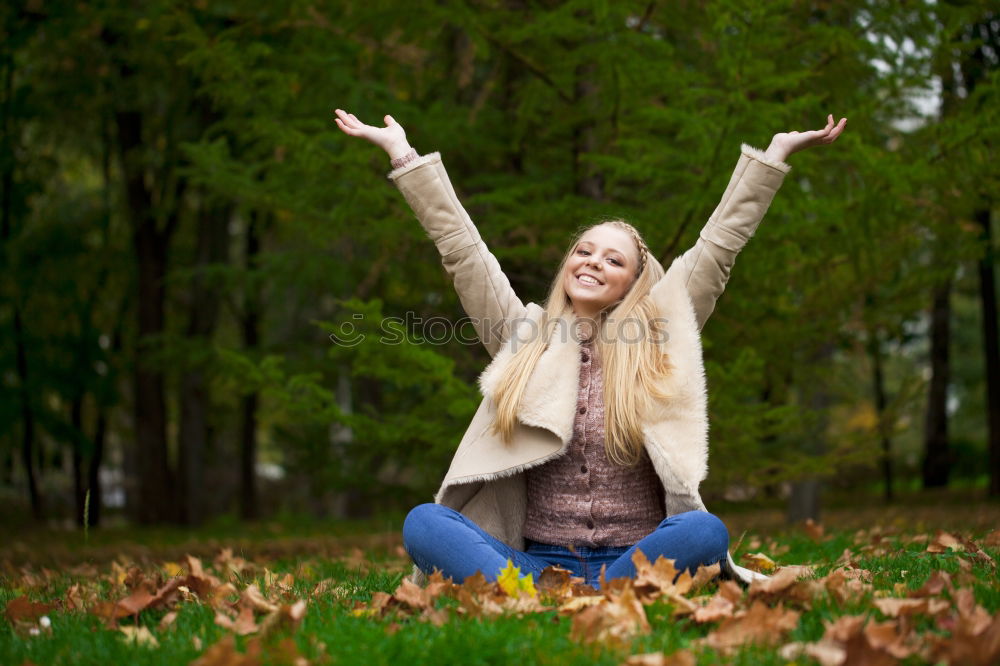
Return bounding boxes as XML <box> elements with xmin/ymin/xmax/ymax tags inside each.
<box><xmin>388</xmin><ymin>152</ymin><xmax>528</xmax><ymax>358</ymax></box>
<box><xmin>651</xmin><ymin>144</ymin><xmax>791</xmax><ymax>331</ymax></box>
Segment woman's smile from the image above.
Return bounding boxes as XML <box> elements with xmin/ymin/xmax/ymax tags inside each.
<box><xmin>563</xmin><ymin>224</ymin><xmax>640</xmax><ymax>319</ymax></box>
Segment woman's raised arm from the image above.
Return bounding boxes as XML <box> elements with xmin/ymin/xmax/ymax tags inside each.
<box><xmin>653</xmin><ymin>115</ymin><xmax>846</xmax><ymax>330</ymax></box>
<box><xmin>334</xmin><ymin>109</ymin><xmax>528</xmax><ymax>357</ymax></box>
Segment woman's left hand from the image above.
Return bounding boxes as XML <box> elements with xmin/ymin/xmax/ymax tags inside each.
<box><xmin>764</xmin><ymin>114</ymin><xmax>847</xmax><ymax>163</ymax></box>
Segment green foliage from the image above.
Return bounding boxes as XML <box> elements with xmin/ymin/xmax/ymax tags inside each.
<box><xmin>1</xmin><ymin>0</ymin><xmax>998</xmax><ymax>521</ymax></box>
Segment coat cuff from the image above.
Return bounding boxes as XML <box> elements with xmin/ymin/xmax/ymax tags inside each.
<box><xmin>387</xmin><ymin>151</ymin><xmax>441</xmax><ymax>181</ymax></box>
<box><xmin>740</xmin><ymin>143</ymin><xmax>792</xmax><ymax>174</ymax></box>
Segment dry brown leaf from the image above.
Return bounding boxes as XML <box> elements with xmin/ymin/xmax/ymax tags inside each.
<box><xmin>932</xmin><ymin>611</ymin><xmax>1000</xmax><ymax>666</ymax></box>
<box><xmin>863</xmin><ymin>619</ymin><xmax>917</xmax><ymax>659</ymax></box>
<box><xmin>4</xmin><ymin>596</ymin><xmax>58</xmax><ymax>624</ymax></box>
<box><xmin>910</xmin><ymin>570</ymin><xmax>952</xmax><ymax>598</ymax></box>
<box><xmin>689</xmin><ymin>562</ymin><xmax>721</xmax><ymax>592</ymax></box>
<box><xmin>190</xmin><ymin>634</ymin><xmax>261</xmax><ymax>666</ymax></box>
<box><xmin>873</xmin><ymin>597</ymin><xmax>951</xmax><ymax>618</ymax></box>
<box><xmin>257</xmin><ymin>600</ymin><xmax>307</xmax><ymax>637</ymax></box>
<box><xmin>631</xmin><ymin>551</ymin><xmax>694</xmax><ymax>608</ymax></box>
<box><xmin>215</xmin><ymin>605</ymin><xmax>260</xmax><ymax>636</ymax></box>
<box><xmin>823</xmin><ymin>614</ymin><xmax>866</xmax><ymax>643</ymax></box>
<box><xmin>717</xmin><ymin>580</ymin><xmax>743</xmax><ymax>605</ymax></box>
<box><xmin>692</xmin><ymin>594</ymin><xmax>734</xmax><ymax>623</ymax></box>
<box><xmin>982</xmin><ymin>529</ymin><xmax>1000</xmax><ymax>549</ymax></box>
<box><xmin>536</xmin><ymin>566</ymin><xmax>575</xmax><ymax>601</ymax></box>
<box><xmin>803</xmin><ymin>519</ymin><xmax>825</xmax><ymax>542</ymax></box>
<box><xmin>394</xmin><ymin>578</ymin><xmax>434</xmax><ymax>610</ymax></box>
<box><xmin>748</xmin><ymin>566</ymin><xmax>801</xmax><ymax>596</ymax></box>
<box><xmin>622</xmin><ymin>650</ymin><xmax>696</xmax><ymax>666</ymax></box>
<box><xmin>63</xmin><ymin>584</ymin><xmax>87</xmax><ymax>612</ymax></box>
<box><xmin>927</xmin><ymin>531</ymin><xmax>963</xmax><ymax>553</ymax></box>
<box><xmin>159</xmin><ymin>611</ymin><xmax>178</xmax><ymax>630</ymax></box>
<box><xmin>779</xmin><ymin>640</ymin><xmax>846</xmax><ymax>666</ymax></box>
<box><xmin>239</xmin><ymin>584</ymin><xmax>279</xmax><ymax>614</ymax></box>
<box><xmin>117</xmin><ymin>587</ymin><xmax>156</xmax><ymax>617</ymax></box>
<box><xmin>119</xmin><ymin>625</ymin><xmax>159</xmax><ymax>648</ymax></box>
<box><xmin>570</xmin><ymin>583</ymin><xmax>650</xmax><ymax>645</ymax></box>
<box><xmin>841</xmin><ymin>629</ymin><xmax>898</xmax><ymax>666</ymax></box>
<box><xmin>701</xmin><ymin>601</ymin><xmax>800</xmax><ymax>652</ymax></box>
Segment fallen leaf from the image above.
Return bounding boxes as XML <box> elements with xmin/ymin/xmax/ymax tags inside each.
<box><xmin>497</xmin><ymin>560</ymin><xmax>537</xmax><ymax>599</ymax></box>
<box><xmin>622</xmin><ymin>650</ymin><xmax>696</xmax><ymax>666</ymax></box>
<box><xmin>689</xmin><ymin>563</ymin><xmax>721</xmax><ymax>592</ymax></box>
<box><xmin>740</xmin><ymin>552</ymin><xmax>776</xmax><ymax>573</ymax></box>
<box><xmin>873</xmin><ymin>597</ymin><xmax>950</xmax><ymax>618</ymax></box>
<box><xmin>258</xmin><ymin>600</ymin><xmax>307</xmax><ymax>637</ymax></box>
<box><xmin>119</xmin><ymin>625</ymin><xmax>159</xmax><ymax>648</ymax></box>
<box><xmin>701</xmin><ymin>601</ymin><xmax>800</xmax><ymax>652</ymax></box>
<box><xmin>190</xmin><ymin>634</ymin><xmax>260</xmax><ymax>666</ymax></box>
<box><xmin>803</xmin><ymin>519</ymin><xmax>825</xmax><ymax>542</ymax></box>
<box><xmin>215</xmin><ymin>605</ymin><xmax>260</xmax><ymax>635</ymax></box>
<box><xmin>5</xmin><ymin>596</ymin><xmax>58</xmax><ymax>624</ymax></box>
<box><xmin>927</xmin><ymin>531</ymin><xmax>963</xmax><ymax>553</ymax></box>
<box><xmin>536</xmin><ymin>566</ymin><xmax>574</xmax><ymax>601</ymax></box>
<box><xmin>779</xmin><ymin>640</ymin><xmax>845</xmax><ymax>666</ymax></box>
<box><xmin>864</xmin><ymin>619</ymin><xmax>917</xmax><ymax>659</ymax></box>
<box><xmin>692</xmin><ymin>594</ymin><xmax>734</xmax><ymax>623</ymax></box>
<box><xmin>239</xmin><ymin>584</ymin><xmax>279</xmax><ymax>614</ymax></box>
<box><xmin>159</xmin><ymin>611</ymin><xmax>178</xmax><ymax>630</ymax></box>
<box><xmin>571</xmin><ymin>583</ymin><xmax>650</xmax><ymax>645</ymax></box>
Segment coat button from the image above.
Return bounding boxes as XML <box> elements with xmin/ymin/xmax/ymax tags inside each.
<box><xmin>579</xmin><ymin>406</ymin><xmax>587</xmax><ymax>415</ymax></box>
<box><xmin>586</xmin><ymin>520</ymin><xmax>594</xmax><ymax>529</ymax></box>
<box><xmin>580</xmin><ymin>465</ymin><xmax>587</xmax><ymax>474</ymax></box>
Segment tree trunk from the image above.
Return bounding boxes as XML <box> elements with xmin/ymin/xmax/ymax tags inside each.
<box><xmin>240</xmin><ymin>212</ymin><xmax>261</xmax><ymax>521</ymax></box>
<box><xmin>2</xmin><ymin>52</ymin><xmax>42</xmax><ymax>520</ymax></box>
<box><xmin>976</xmin><ymin>207</ymin><xmax>1000</xmax><ymax>496</ymax></box>
<box><xmin>923</xmin><ymin>280</ymin><xmax>951</xmax><ymax>488</ymax></box>
<box><xmin>572</xmin><ymin>60</ymin><xmax>604</xmax><ymax>201</ymax></box>
<box><xmin>787</xmin><ymin>341</ymin><xmax>835</xmax><ymax>523</ymax></box>
<box><xmin>868</xmin><ymin>327</ymin><xmax>893</xmax><ymax>502</ymax></box>
<box><xmin>116</xmin><ymin>109</ymin><xmax>175</xmax><ymax>524</ymax></box>
<box><xmin>71</xmin><ymin>394</ymin><xmax>85</xmax><ymax>526</ymax></box>
<box><xmin>178</xmin><ymin>201</ymin><xmax>230</xmax><ymax>525</ymax></box>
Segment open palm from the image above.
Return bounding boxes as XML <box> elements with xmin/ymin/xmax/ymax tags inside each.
<box><xmin>333</xmin><ymin>109</ymin><xmax>409</xmax><ymax>157</ymax></box>
<box><xmin>770</xmin><ymin>114</ymin><xmax>847</xmax><ymax>158</ymax></box>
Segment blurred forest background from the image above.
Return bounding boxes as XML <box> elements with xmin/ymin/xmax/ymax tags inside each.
<box><xmin>1</xmin><ymin>0</ymin><xmax>998</xmax><ymax>529</ymax></box>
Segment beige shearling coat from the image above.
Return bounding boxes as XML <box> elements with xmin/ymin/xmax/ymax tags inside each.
<box><xmin>388</xmin><ymin>145</ymin><xmax>791</xmax><ymax>585</ymax></box>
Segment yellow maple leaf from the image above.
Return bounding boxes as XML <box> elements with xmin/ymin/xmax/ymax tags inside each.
<box><xmin>497</xmin><ymin>560</ymin><xmax>537</xmax><ymax>598</ymax></box>
<box><xmin>741</xmin><ymin>552</ymin><xmax>777</xmax><ymax>573</ymax></box>
<box><xmin>162</xmin><ymin>562</ymin><xmax>183</xmax><ymax>577</ymax></box>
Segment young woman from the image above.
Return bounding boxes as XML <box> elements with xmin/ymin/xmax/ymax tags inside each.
<box><xmin>334</xmin><ymin>108</ymin><xmax>846</xmax><ymax>587</ymax></box>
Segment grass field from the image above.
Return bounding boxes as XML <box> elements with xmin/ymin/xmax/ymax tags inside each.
<box><xmin>2</xmin><ymin>497</ymin><xmax>999</xmax><ymax>665</ymax></box>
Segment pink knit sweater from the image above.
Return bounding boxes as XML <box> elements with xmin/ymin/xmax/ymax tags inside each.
<box><xmin>522</xmin><ymin>337</ymin><xmax>665</xmax><ymax>547</ymax></box>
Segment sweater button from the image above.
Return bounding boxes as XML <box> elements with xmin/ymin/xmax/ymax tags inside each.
<box><xmin>586</xmin><ymin>520</ymin><xmax>594</xmax><ymax>529</ymax></box>
<box><xmin>581</xmin><ymin>352</ymin><xmax>590</xmax><ymax>362</ymax></box>
<box><xmin>580</xmin><ymin>465</ymin><xmax>587</xmax><ymax>474</ymax></box>
<box><xmin>578</xmin><ymin>406</ymin><xmax>587</xmax><ymax>415</ymax></box>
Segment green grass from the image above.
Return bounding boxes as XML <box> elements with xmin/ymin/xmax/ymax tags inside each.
<box><xmin>1</xmin><ymin>511</ymin><xmax>998</xmax><ymax>665</ymax></box>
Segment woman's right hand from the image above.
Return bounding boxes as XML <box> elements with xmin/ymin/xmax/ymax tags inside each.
<box><xmin>333</xmin><ymin>109</ymin><xmax>413</xmax><ymax>160</ymax></box>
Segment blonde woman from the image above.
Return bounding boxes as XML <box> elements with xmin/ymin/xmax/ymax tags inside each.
<box><xmin>335</xmin><ymin>109</ymin><xmax>846</xmax><ymax>587</ymax></box>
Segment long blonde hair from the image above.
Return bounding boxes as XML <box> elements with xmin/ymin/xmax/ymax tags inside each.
<box><xmin>489</xmin><ymin>219</ymin><xmax>674</xmax><ymax>465</ymax></box>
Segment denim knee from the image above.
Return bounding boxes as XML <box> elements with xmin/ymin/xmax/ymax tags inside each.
<box><xmin>667</xmin><ymin>510</ymin><xmax>729</xmax><ymax>557</ymax></box>
<box><xmin>402</xmin><ymin>503</ymin><xmax>443</xmax><ymax>556</ymax></box>
<box><xmin>691</xmin><ymin>511</ymin><xmax>730</xmax><ymax>557</ymax></box>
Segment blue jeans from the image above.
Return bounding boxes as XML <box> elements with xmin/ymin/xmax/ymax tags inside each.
<box><xmin>402</xmin><ymin>503</ymin><xmax>728</xmax><ymax>589</ymax></box>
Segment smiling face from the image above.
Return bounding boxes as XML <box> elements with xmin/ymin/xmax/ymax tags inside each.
<box><xmin>562</xmin><ymin>224</ymin><xmax>641</xmax><ymax>321</ymax></box>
